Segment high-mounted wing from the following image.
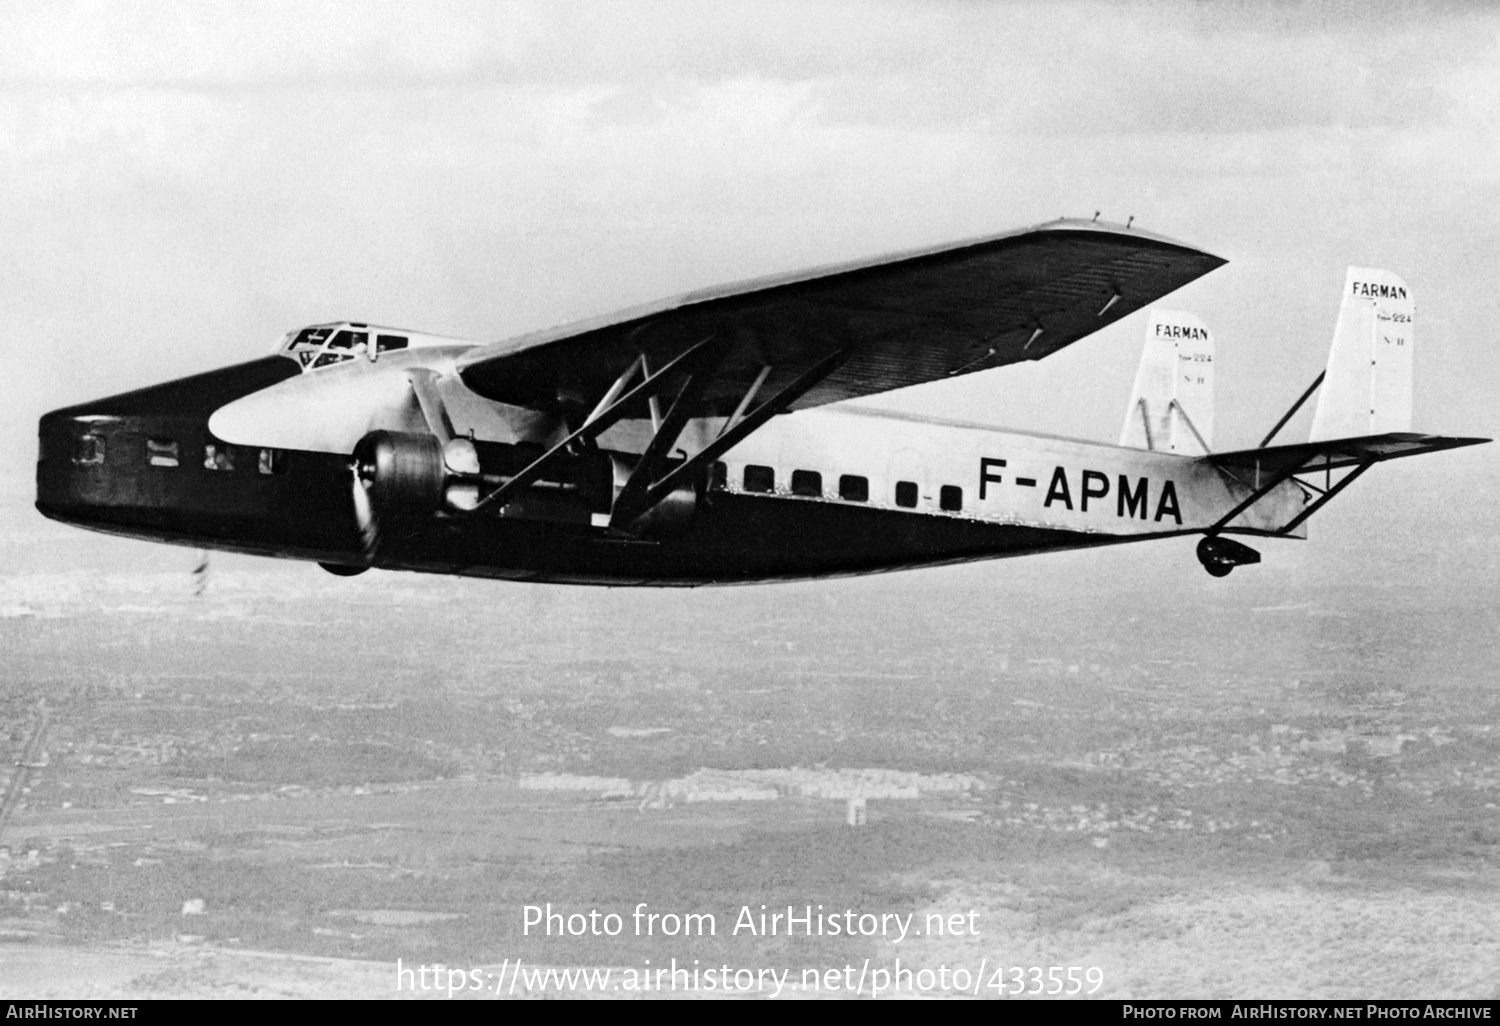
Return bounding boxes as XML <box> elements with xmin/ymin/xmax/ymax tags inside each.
<box><xmin>457</xmin><ymin>218</ymin><xmax>1226</xmax><ymax>417</ymax></box>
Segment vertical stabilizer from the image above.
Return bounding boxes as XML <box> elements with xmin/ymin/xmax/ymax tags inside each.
<box><xmin>1309</xmin><ymin>268</ymin><xmax>1413</xmax><ymax>441</ymax></box>
<box><xmin>1119</xmin><ymin>310</ymin><xmax>1214</xmax><ymax>455</ymax></box>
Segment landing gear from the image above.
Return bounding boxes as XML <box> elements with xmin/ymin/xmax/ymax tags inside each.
<box><xmin>1197</xmin><ymin>535</ymin><xmax>1260</xmax><ymax>577</ymax></box>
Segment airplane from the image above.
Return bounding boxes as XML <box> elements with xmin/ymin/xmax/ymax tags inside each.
<box><xmin>35</xmin><ymin>217</ymin><xmax>1487</xmax><ymax>585</ymax></box>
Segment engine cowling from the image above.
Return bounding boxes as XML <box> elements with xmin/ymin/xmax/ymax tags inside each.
<box><xmin>353</xmin><ymin>430</ymin><xmax>446</xmax><ymax>518</ymax></box>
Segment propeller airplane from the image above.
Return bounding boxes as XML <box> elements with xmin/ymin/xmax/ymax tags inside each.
<box><xmin>35</xmin><ymin>218</ymin><xmax>1487</xmax><ymax>585</ymax></box>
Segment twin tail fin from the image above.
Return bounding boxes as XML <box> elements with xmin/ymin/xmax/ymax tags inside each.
<box><xmin>1118</xmin><ymin>310</ymin><xmax>1214</xmax><ymax>455</ymax></box>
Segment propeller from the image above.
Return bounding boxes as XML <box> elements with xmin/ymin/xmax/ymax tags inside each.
<box><xmin>318</xmin><ymin>454</ymin><xmax>379</xmax><ymax>575</ymax></box>
<box><xmin>350</xmin><ymin>453</ymin><xmax>381</xmax><ymax>563</ymax></box>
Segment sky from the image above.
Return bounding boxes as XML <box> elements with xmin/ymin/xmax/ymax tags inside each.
<box><xmin>3</xmin><ymin>0</ymin><xmax>1497</xmax><ymax>546</ymax></box>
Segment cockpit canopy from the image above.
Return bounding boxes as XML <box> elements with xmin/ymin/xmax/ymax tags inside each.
<box><xmin>277</xmin><ymin>322</ymin><xmax>411</xmax><ymax>370</ymax></box>
<box><xmin>274</xmin><ymin>321</ymin><xmax>485</xmax><ymax>372</ymax></box>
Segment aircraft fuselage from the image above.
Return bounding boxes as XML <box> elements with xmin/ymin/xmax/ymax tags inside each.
<box><xmin>35</xmin><ymin>351</ymin><xmax>1303</xmax><ymax>585</ymax></box>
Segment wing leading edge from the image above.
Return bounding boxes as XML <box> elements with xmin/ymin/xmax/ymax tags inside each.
<box><xmin>457</xmin><ymin>218</ymin><xmax>1226</xmax><ymax>417</ymax></box>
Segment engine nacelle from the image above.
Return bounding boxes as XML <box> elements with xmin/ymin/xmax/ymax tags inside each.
<box><xmin>353</xmin><ymin>430</ymin><xmax>695</xmax><ymax>533</ymax></box>
<box><xmin>353</xmin><ymin>430</ymin><xmax>446</xmax><ymax>518</ymax></box>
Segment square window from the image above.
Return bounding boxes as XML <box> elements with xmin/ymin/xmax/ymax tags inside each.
<box><xmin>328</xmin><ymin>329</ymin><xmax>367</xmax><ymax>351</ymax></box>
<box><xmin>203</xmin><ymin>444</ymin><xmax>235</xmax><ymax>472</ymax></box>
<box><xmin>258</xmin><ymin>449</ymin><xmax>285</xmax><ymax>475</ymax></box>
<box><xmin>743</xmin><ymin>465</ymin><xmax>774</xmax><ymax>493</ymax></box>
<box><xmin>72</xmin><ymin>434</ymin><xmax>105</xmax><ymax>466</ymax></box>
<box><xmin>940</xmin><ymin>485</ymin><xmax>963</xmax><ymax>511</ymax></box>
<box><xmin>146</xmin><ymin>439</ymin><xmax>179</xmax><ymax>468</ymax></box>
<box><xmin>292</xmin><ymin>326</ymin><xmax>332</xmax><ymax>349</ymax></box>
<box><xmin>895</xmin><ymin>480</ymin><xmax>918</xmax><ymax>508</ymax></box>
<box><xmin>790</xmin><ymin>469</ymin><xmax>822</xmax><ymax>497</ymax></box>
<box><xmin>709</xmin><ymin>461</ymin><xmax>727</xmax><ymax>490</ymax></box>
<box><xmin>838</xmin><ymin>475</ymin><xmax>868</xmax><ymax>502</ymax></box>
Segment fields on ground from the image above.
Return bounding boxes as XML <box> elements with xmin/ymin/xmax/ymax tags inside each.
<box><xmin>1</xmin><ymin>515</ymin><xmax>1497</xmax><ymax>998</ymax></box>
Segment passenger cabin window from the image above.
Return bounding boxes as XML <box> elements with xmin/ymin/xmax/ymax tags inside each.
<box><xmin>72</xmin><ymin>434</ymin><xmax>105</xmax><ymax>466</ymax></box>
<box><xmin>376</xmin><ymin>334</ymin><xmax>408</xmax><ymax>352</ymax></box>
<box><xmin>709</xmin><ymin>461</ymin><xmax>727</xmax><ymax>490</ymax></box>
<box><xmin>895</xmin><ymin>481</ymin><xmax>918</xmax><ymax>508</ymax></box>
<box><xmin>203</xmin><ymin>444</ymin><xmax>235</xmax><ymax>472</ymax></box>
<box><xmin>146</xmin><ymin>439</ymin><xmax>180</xmax><ymax>468</ymax></box>
<box><xmin>838</xmin><ymin>475</ymin><xmax>869</xmax><ymax>503</ymax></box>
<box><xmin>791</xmin><ymin>470</ymin><xmax>822</xmax><ymax>497</ymax></box>
<box><xmin>940</xmin><ymin>485</ymin><xmax>963</xmax><ymax>511</ymax></box>
<box><xmin>258</xmin><ymin>448</ymin><xmax>285</xmax><ymax>475</ymax></box>
<box><xmin>743</xmin><ymin>465</ymin><xmax>774</xmax><ymax>494</ymax></box>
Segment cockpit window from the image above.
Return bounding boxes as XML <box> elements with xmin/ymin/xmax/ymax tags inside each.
<box><xmin>327</xmin><ymin>330</ymin><xmax>368</xmax><ymax>351</ymax></box>
<box><xmin>282</xmin><ymin>323</ymin><xmax>422</xmax><ymax>372</ymax></box>
<box><xmin>291</xmin><ymin>327</ymin><xmax>333</xmax><ymax>349</ymax></box>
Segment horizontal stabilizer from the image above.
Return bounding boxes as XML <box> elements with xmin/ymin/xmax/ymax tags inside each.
<box><xmin>1209</xmin><ymin>432</ymin><xmax>1487</xmax><ymax>478</ymax></box>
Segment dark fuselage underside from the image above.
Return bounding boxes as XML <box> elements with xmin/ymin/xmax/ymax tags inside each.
<box><xmin>35</xmin><ymin>357</ymin><xmax>1134</xmax><ymax>585</ymax></box>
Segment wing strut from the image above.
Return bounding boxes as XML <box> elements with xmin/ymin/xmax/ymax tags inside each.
<box><xmin>617</xmin><ymin>346</ymin><xmax>852</xmax><ymax>527</ymax></box>
<box><xmin>407</xmin><ymin>369</ymin><xmax>455</xmax><ymax>443</ymax></box>
<box><xmin>466</xmin><ymin>331</ymin><xmax>852</xmax><ymax>527</ymax></box>
<box><xmin>470</xmin><ymin>334</ymin><xmax>721</xmax><ymax>513</ymax></box>
<box><xmin>1272</xmin><ymin>461</ymin><xmax>1371</xmax><ymax>536</ymax></box>
<box><xmin>1203</xmin><ymin>463</ymin><xmax>1306</xmax><ymax>539</ymax></box>
<box><xmin>1197</xmin><ymin>449</ymin><xmax>1375</xmax><ymax>577</ymax></box>
<box><xmin>609</xmin><ymin>336</ymin><xmax>738</xmax><ymax>525</ymax></box>
<box><xmin>1258</xmin><ymin>371</ymin><xmax>1325</xmax><ymax>449</ymax></box>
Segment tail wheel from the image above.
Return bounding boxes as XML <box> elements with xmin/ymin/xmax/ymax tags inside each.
<box><xmin>1197</xmin><ymin>535</ymin><xmax>1260</xmax><ymax>577</ymax></box>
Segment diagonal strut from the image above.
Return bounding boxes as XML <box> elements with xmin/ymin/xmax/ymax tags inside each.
<box><xmin>620</xmin><ymin>347</ymin><xmax>852</xmax><ymax>524</ymax></box>
<box><xmin>608</xmin><ymin>336</ymin><xmax>737</xmax><ymax>525</ymax></box>
<box><xmin>470</xmin><ymin>335</ymin><xmax>720</xmax><ymax>513</ymax></box>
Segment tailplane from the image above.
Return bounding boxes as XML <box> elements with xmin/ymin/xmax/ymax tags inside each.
<box><xmin>1119</xmin><ymin>310</ymin><xmax>1214</xmax><ymax>455</ymax></box>
<box><xmin>1190</xmin><ymin>266</ymin><xmax>1486</xmax><ymax>577</ymax></box>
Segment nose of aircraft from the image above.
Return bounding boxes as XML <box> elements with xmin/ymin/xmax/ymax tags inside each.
<box><xmin>35</xmin><ymin>355</ymin><xmax>302</xmax><ymax>530</ymax></box>
<box><xmin>35</xmin><ymin>406</ymin><xmax>123</xmax><ymax>526</ymax></box>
